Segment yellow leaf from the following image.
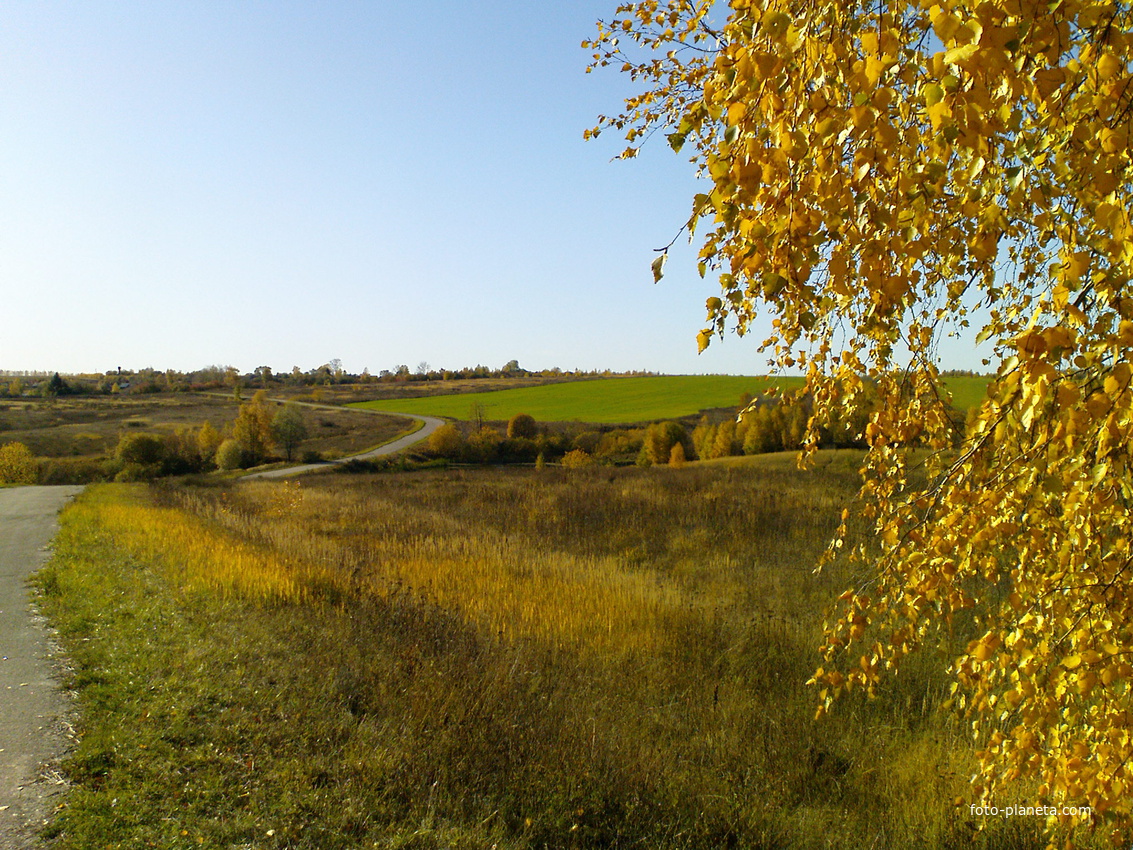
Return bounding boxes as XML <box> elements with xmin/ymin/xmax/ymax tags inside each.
<box><xmin>943</xmin><ymin>44</ymin><xmax>978</xmax><ymax>65</ymax></box>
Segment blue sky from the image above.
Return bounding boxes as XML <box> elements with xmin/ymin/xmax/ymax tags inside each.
<box><xmin>1</xmin><ymin>2</ymin><xmax>984</xmax><ymax>377</ymax></box>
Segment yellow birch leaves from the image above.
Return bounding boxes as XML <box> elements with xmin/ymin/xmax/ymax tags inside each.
<box><xmin>589</xmin><ymin>0</ymin><xmax>1133</xmax><ymax>836</ymax></box>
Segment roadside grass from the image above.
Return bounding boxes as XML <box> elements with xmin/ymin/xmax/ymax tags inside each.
<box><xmin>33</xmin><ymin>458</ymin><xmax>1074</xmax><ymax>848</ymax></box>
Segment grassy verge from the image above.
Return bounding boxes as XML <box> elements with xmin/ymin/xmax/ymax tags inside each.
<box><xmin>33</xmin><ymin>462</ymin><xmax>1069</xmax><ymax>848</ymax></box>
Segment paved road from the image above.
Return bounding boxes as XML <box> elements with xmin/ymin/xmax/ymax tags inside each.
<box><xmin>245</xmin><ymin>412</ymin><xmax>445</xmax><ymax>480</ymax></box>
<box><xmin>0</xmin><ymin>486</ymin><xmax>83</xmax><ymax>849</ymax></box>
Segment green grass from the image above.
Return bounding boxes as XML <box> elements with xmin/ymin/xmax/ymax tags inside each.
<box><xmin>350</xmin><ymin>375</ymin><xmax>804</xmax><ymax>423</ymax></box>
<box><xmin>349</xmin><ymin>374</ymin><xmax>991</xmax><ymax>424</ymax></box>
<box><xmin>940</xmin><ymin>375</ymin><xmax>992</xmax><ymax>413</ymax></box>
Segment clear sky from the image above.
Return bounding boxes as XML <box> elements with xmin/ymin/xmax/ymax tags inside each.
<box><xmin>1</xmin><ymin>2</ymin><xmax>985</xmax><ymax>377</ymax></box>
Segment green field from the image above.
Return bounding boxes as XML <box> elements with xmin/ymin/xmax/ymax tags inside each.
<box><xmin>940</xmin><ymin>374</ymin><xmax>992</xmax><ymax>412</ymax></box>
<box><xmin>350</xmin><ymin>375</ymin><xmax>804</xmax><ymax>423</ymax></box>
<box><xmin>349</xmin><ymin>374</ymin><xmax>990</xmax><ymax>424</ymax></box>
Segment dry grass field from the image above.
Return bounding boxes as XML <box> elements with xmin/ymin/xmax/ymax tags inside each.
<box><xmin>31</xmin><ymin>455</ymin><xmax>1081</xmax><ymax>849</ymax></box>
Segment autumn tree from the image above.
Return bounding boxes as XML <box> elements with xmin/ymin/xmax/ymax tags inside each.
<box><xmin>271</xmin><ymin>403</ymin><xmax>309</xmax><ymax>462</ymax></box>
<box><xmin>196</xmin><ymin>421</ymin><xmax>222</xmax><ymax>466</ymax></box>
<box><xmin>507</xmin><ymin>412</ymin><xmax>538</xmax><ymax>439</ymax></box>
<box><xmin>588</xmin><ymin>0</ymin><xmax>1133</xmax><ymax>833</ymax></box>
<box><xmin>669</xmin><ymin>441</ymin><xmax>688</xmax><ymax>467</ymax></box>
<box><xmin>232</xmin><ymin>391</ymin><xmax>275</xmax><ymax>466</ymax></box>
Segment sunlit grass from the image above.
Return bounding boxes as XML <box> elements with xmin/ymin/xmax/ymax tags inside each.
<box><xmin>349</xmin><ymin>374</ymin><xmax>990</xmax><ymax>423</ymax></box>
<box><xmin>33</xmin><ymin>458</ymin><xmax>1074</xmax><ymax>849</ymax></box>
<box><xmin>350</xmin><ymin>375</ymin><xmax>803</xmax><ymax>422</ymax></box>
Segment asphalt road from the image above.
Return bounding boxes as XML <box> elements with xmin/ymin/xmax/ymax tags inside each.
<box><xmin>0</xmin><ymin>486</ymin><xmax>83</xmax><ymax>850</ymax></box>
<box><xmin>245</xmin><ymin>412</ymin><xmax>445</xmax><ymax>479</ymax></box>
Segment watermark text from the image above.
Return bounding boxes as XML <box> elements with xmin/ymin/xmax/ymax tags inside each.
<box><xmin>969</xmin><ymin>804</ymin><xmax>1092</xmax><ymax>820</ymax></box>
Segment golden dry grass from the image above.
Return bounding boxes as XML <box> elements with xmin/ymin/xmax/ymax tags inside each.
<box><xmin>33</xmin><ymin>458</ymin><xmax>1078</xmax><ymax>848</ymax></box>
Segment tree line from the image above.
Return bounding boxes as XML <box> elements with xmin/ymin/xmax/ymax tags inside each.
<box><xmin>419</xmin><ymin>390</ymin><xmax>880</xmax><ymax>469</ymax></box>
<box><xmin>0</xmin><ymin>361</ymin><xmax>664</xmax><ymax>396</ymax></box>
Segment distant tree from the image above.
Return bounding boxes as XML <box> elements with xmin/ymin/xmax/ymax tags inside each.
<box><xmin>469</xmin><ymin>401</ymin><xmax>486</xmax><ymax>432</ymax></box>
<box><xmin>255</xmin><ymin>366</ymin><xmax>273</xmax><ymax>388</ymax></box>
<box><xmin>503</xmin><ymin>359</ymin><xmax>521</xmax><ymax>374</ymax></box>
<box><xmin>196</xmin><ymin>421</ymin><xmax>222</xmax><ymax>465</ymax></box>
<box><xmin>271</xmin><ymin>404</ymin><xmax>309</xmax><ymax>461</ymax></box>
<box><xmin>43</xmin><ymin>372</ymin><xmax>69</xmax><ymax>398</ymax></box>
<box><xmin>507</xmin><ymin>413</ymin><xmax>538</xmax><ymax>440</ymax></box>
<box><xmin>643</xmin><ymin>421</ymin><xmax>688</xmax><ymax>465</ymax></box>
<box><xmin>742</xmin><ymin>406</ymin><xmax>781</xmax><ymax>455</ymax></box>
<box><xmin>232</xmin><ymin>392</ymin><xmax>275</xmax><ymax>465</ymax></box>
<box><xmin>0</xmin><ymin>442</ymin><xmax>37</xmax><ymax>484</ymax></box>
<box><xmin>710</xmin><ymin>420</ymin><xmax>739</xmax><ymax>459</ymax></box>
<box><xmin>416</xmin><ymin>361</ymin><xmax>430</xmax><ymax>377</ymax></box>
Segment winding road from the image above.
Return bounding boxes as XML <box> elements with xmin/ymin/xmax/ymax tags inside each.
<box><xmin>244</xmin><ymin>411</ymin><xmax>444</xmax><ymax>479</ymax></box>
<box><xmin>0</xmin><ymin>485</ymin><xmax>82</xmax><ymax>850</ymax></box>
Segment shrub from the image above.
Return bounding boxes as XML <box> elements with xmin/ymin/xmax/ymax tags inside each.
<box><xmin>560</xmin><ymin>449</ymin><xmax>593</xmax><ymax>469</ymax></box>
<box><xmin>427</xmin><ymin>423</ymin><xmax>464</xmax><ymax>459</ymax></box>
<box><xmin>114</xmin><ymin>462</ymin><xmax>151</xmax><ymax>483</ymax></box>
<box><xmin>0</xmin><ymin>442</ymin><xmax>38</xmax><ymax>484</ymax></box>
<box><xmin>38</xmin><ymin>457</ymin><xmax>107</xmax><ymax>485</ymax></box>
<box><xmin>465</xmin><ymin>428</ymin><xmax>503</xmax><ymax>464</ymax></box>
<box><xmin>116</xmin><ymin>433</ymin><xmax>167</xmax><ymax>467</ymax></box>
<box><xmin>499</xmin><ymin>436</ymin><xmax>538</xmax><ymax>463</ymax></box>
<box><xmin>669</xmin><ymin>442</ymin><xmax>687</xmax><ymax>468</ymax></box>
<box><xmin>215</xmin><ymin>438</ymin><xmax>246</xmax><ymax>471</ymax></box>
